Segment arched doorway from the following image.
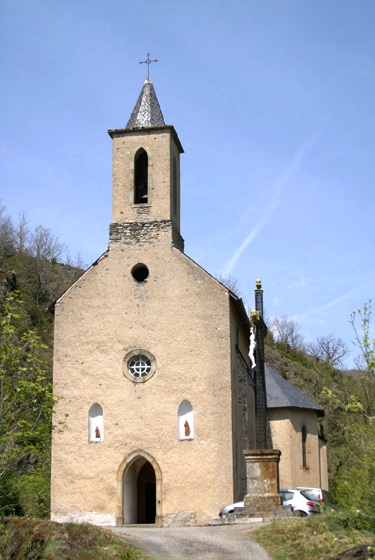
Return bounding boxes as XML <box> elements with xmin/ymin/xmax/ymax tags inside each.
<box><xmin>137</xmin><ymin>462</ymin><xmax>156</xmax><ymax>523</ymax></box>
<box><xmin>118</xmin><ymin>452</ymin><xmax>161</xmax><ymax>525</ymax></box>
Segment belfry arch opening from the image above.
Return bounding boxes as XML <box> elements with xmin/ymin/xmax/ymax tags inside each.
<box><xmin>121</xmin><ymin>453</ymin><xmax>161</xmax><ymax>525</ymax></box>
<box><xmin>134</xmin><ymin>149</ymin><xmax>148</xmax><ymax>204</ymax></box>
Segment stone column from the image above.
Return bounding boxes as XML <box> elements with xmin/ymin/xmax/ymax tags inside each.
<box><xmin>253</xmin><ymin>279</ymin><xmax>268</xmax><ymax>449</ymax></box>
<box><xmin>243</xmin><ymin>449</ymin><xmax>283</xmax><ymax>516</ymax></box>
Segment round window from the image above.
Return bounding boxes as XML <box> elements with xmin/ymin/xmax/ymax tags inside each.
<box><xmin>128</xmin><ymin>355</ymin><xmax>151</xmax><ymax>378</ymax></box>
<box><xmin>131</xmin><ymin>263</ymin><xmax>149</xmax><ymax>283</ymax></box>
<box><xmin>123</xmin><ymin>349</ymin><xmax>156</xmax><ymax>383</ymax></box>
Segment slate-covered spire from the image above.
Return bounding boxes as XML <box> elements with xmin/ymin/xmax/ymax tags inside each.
<box><xmin>126</xmin><ymin>78</ymin><xmax>165</xmax><ymax>129</ymax></box>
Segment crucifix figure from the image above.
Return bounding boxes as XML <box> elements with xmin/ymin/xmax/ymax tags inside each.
<box><xmin>249</xmin><ymin>326</ymin><xmax>257</xmax><ymax>369</ymax></box>
<box><xmin>139</xmin><ymin>53</ymin><xmax>158</xmax><ymax>79</ymax></box>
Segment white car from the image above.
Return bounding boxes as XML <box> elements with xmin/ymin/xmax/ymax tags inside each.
<box><xmin>219</xmin><ymin>501</ymin><xmax>244</xmax><ymax>517</ymax></box>
<box><xmin>280</xmin><ymin>489</ymin><xmax>321</xmax><ymax>516</ymax></box>
<box><xmin>295</xmin><ymin>487</ymin><xmax>336</xmax><ymax>510</ymax></box>
<box><xmin>219</xmin><ymin>489</ymin><xmax>321</xmax><ymax>518</ymax></box>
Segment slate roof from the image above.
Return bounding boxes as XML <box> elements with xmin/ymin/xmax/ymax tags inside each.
<box><xmin>266</xmin><ymin>364</ymin><xmax>324</xmax><ymax>415</ymax></box>
<box><xmin>126</xmin><ymin>78</ymin><xmax>165</xmax><ymax>129</ymax></box>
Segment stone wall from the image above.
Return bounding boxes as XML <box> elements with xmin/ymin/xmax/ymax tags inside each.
<box><xmin>267</xmin><ymin>408</ymin><xmax>324</xmax><ymax>489</ymax></box>
<box><xmin>109</xmin><ymin>220</ymin><xmax>184</xmax><ymax>251</ymax></box>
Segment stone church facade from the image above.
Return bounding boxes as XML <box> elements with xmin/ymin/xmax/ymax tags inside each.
<box><xmin>50</xmin><ymin>77</ymin><xmax>327</xmax><ymax>526</ymax></box>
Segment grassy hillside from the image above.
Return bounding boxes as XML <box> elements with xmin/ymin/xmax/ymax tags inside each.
<box><xmin>254</xmin><ymin>512</ymin><xmax>375</xmax><ymax>560</ymax></box>
<box><xmin>1</xmin><ymin>515</ymin><xmax>374</xmax><ymax>560</ymax></box>
<box><xmin>0</xmin><ymin>518</ymin><xmax>149</xmax><ymax>560</ymax></box>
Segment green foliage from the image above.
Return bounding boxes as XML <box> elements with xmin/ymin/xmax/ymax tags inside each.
<box><xmin>350</xmin><ymin>301</ymin><xmax>375</xmax><ymax>376</ymax></box>
<box><xmin>0</xmin><ymin>292</ymin><xmax>57</xmax><ymax>515</ymax></box>
<box><xmin>334</xmin><ymin>509</ymin><xmax>375</xmax><ymax>533</ymax></box>
<box><xmin>14</xmin><ymin>466</ymin><xmax>52</xmax><ymax>518</ymax></box>
<box><xmin>0</xmin><ymin>203</ymin><xmax>84</xmax><ymax>518</ymax></box>
<box><xmin>328</xmin><ymin>401</ymin><xmax>375</xmax><ymax>516</ymax></box>
<box><xmin>327</xmin><ymin>303</ymin><xmax>375</xmax><ymax>517</ymax></box>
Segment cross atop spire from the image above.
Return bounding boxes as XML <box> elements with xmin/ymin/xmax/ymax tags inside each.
<box><xmin>139</xmin><ymin>53</ymin><xmax>158</xmax><ymax>80</ymax></box>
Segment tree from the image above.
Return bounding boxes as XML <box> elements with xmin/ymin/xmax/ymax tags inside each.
<box><xmin>0</xmin><ymin>203</ymin><xmax>15</xmax><ymax>265</ymax></box>
<box><xmin>0</xmin><ymin>204</ymin><xmax>84</xmax><ymax>329</ymax></box>
<box><xmin>326</xmin><ymin>390</ymin><xmax>375</xmax><ymax>516</ymax></box>
<box><xmin>270</xmin><ymin>315</ymin><xmax>304</xmax><ymax>351</ymax></box>
<box><xmin>28</xmin><ymin>225</ymin><xmax>66</xmax><ymax>261</ymax></box>
<box><xmin>349</xmin><ymin>300</ymin><xmax>375</xmax><ymax>375</ymax></box>
<box><xmin>328</xmin><ymin>302</ymin><xmax>375</xmax><ymax>514</ymax></box>
<box><xmin>65</xmin><ymin>251</ymin><xmax>87</xmax><ymax>270</ymax></box>
<box><xmin>0</xmin><ymin>292</ymin><xmax>57</xmax><ymax>516</ymax></box>
<box><xmin>330</xmin><ymin>409</ymin><xmax>375</xmax><ymax>515</ymax></box>
<box><xmin>19</xmin><ymin>225</ymin><xmax>69</xmax><ymax>309</ymax></box>
<box><xmin>14</xmin><ymin>212</ymin><xmax>30</xmax><ymax>254</ymax></box>
<box><xmin>307</xmin><ymin>334</ymin><xmax>349</xmax><ymax>367</ymax></box>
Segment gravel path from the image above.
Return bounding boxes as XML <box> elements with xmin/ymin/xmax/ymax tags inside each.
<box><xmin>110</xmin><ymin>523</ymin><xmax>271</xmax><ymax>560</ymax></box>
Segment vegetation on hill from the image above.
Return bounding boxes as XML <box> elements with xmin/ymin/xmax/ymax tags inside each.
<box><xmin>0</xmin><ymin>518</ymin><xmax>149</xmax><ymax>560</ymax></box>
<box><xmin>0</xmin><ymin>203</ymin><xmax>84</xmax><ymax>516</ymax></box>
<box><xmin>265</xmin><ymin>309</ymin><xmax>375</xmax><ymax>517</ymax></box>
<box><xmin>254</xmin><ymin>511</ymin><xmax>375</xmax><ymax>560</ymax></box>
<box><xmin>0</xmin><ymin>201</ymin><xmax>374</xmax><ymax>522</ymax></box>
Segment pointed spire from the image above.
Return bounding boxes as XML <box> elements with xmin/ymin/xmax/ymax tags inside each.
<box><xmin>126</xmin><ymin>78</ymin><xmax>165</xmax><ymax>129</ymax></box>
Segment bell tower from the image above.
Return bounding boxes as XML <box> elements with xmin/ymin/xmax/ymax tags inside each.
<box><xmin>108</xmin><ymin>78</ymin><xmax>184</xmax><ymax>250</ymax></box>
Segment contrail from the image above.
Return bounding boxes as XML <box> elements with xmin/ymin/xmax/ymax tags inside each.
<box><xmin>299</xmin><ymin>290</ymin><xmax>355</xmax><ymax>320</ymax></box>
<box><xmin>221</xmin><ymin>131</ymin><xmax>321</xmax><ymax>277</ymax></box>
<box><xmin>297</xmin><ymin>280</ymin><xmax>374</xmax><ymax>320</ymax></box>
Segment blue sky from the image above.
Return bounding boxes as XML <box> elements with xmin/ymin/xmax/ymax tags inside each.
<box><xmin>1</xmin><ymin>0</ymin><xmax>374</xmax><ymax>367</ymax></box>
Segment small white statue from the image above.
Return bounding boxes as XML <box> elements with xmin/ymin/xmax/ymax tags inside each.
<box><xmin>249</xmin><ymin>326</ymin><xmax>257</xmax><ymax>369</ymax></box>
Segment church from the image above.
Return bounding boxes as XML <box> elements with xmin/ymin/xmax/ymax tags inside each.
<box><xmin>50</xmin><ymin>74</ymin><xmax>327</xmax><ymax>526</ymax></box>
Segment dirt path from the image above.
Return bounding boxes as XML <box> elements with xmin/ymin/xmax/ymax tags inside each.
<box><xmin>111</xmin><ymin>523</ymin><xmax>271</xmax><ymax>560</ymax></box>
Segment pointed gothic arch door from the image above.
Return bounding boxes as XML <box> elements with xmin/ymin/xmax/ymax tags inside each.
<box><xmin>118</xmin><ymin>452</ymin><xmax>161</xmax><ymax>525</ymax></box>
<box><xmin>137</xmin><ymin>461</ymin><xmax>156</xmax><ymax>523</ymax></box>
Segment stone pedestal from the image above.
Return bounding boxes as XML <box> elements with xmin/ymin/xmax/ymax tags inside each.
<box><xmin>243</xmin><ymin>449</ymin><xmax>286</xmax><ymax>518</ymax></box>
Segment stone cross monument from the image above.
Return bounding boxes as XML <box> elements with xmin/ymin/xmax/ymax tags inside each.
<box><xmin>242</xmin><ymin>280</ymin><xmax>286</xmax><ymax>519</ymax></box>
